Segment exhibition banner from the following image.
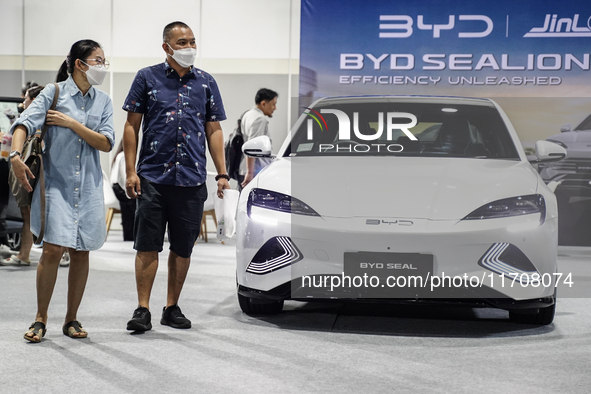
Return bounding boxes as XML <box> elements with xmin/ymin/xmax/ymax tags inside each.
<box><xmin>299</xmin><ymin>0</ymin><xmax>591</xmax><ymax>247</ymax></box>
<box><xmin>300</xmin><ymin>0</ymin><xmax>591</xmax><ymax>98</ymax></box>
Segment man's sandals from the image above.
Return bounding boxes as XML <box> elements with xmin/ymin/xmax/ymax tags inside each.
<box><xmin>24</xmin><ymin>322</ymin><xmax>46</xmax><ymax>343</ymax></box>
<box><xmin>62</xmin><ymin>321</ymin><xmax>88</xmax><ymax>339</ymax></box>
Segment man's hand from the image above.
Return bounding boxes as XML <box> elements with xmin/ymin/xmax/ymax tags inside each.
<box><xmin>11</xmin><ymin>156</ymin><xmax>35</xmax><ymax>193</ymax></box>
<box><xmin>217</xmin><ymin>178</ymin><xmax>230</xmax><ymax>198</ymax></box>
<box><xmin>126</xmin><ymin>172</ymin><xmax>142</xmax><ymax>199</ymax></box>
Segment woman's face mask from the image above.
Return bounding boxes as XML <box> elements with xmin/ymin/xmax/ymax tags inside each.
<box><xmin>81</xmin><ymin>61</ymin><xmax>108</xmax><ymax>86</ymax></box>
<box><xmin>167</xmin><ymin>43</ymin><xmax>196</xmax><ymax>68</ymax></box>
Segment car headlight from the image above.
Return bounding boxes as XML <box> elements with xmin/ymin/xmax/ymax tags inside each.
<box><xmin>463</xmin><ymin>194</ymin><xmax>546</xmax><ymax>224</ymax></box>
<box><xmin>247</xmin><ymin>188</ymin><xmax>320</xmax><ymax>217</ymax></box>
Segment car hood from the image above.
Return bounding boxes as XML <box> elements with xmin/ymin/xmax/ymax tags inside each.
<box><xmin>255</xmin><ymin>157</ymin><xmax>540</xmax><ymax>220</ymax></box>
<box><xmin>548</xmin><ymin>131</ymin><xmax>591</xmax><ymax>158</ymax></box>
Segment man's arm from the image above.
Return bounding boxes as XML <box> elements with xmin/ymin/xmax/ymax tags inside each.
<box><xmin>241</xmin><ymin>117</ymin><xmax>268</xmax><ymax>188</ymax></box>
<box><xmin>205</xmin><ymin>121</ymin><xmax>230</xmax><ymax>197</ymax></box>
<box><xmin>123</xmin><ymin>112</ymin><xmax>143</xmax><ymax>198</ymax></box>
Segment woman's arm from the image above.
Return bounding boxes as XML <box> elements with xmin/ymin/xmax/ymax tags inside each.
<box><xmin>46</xmin><ymin>109</ymin><xmax>111</xmax><ymax>152</ymax></box>
<box><xmin>9</xmin><ymin>126</ymin><xmax>35</xmax><ymax>192</ymax></box>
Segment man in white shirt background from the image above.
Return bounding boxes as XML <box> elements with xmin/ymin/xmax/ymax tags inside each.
<box><xmin>239</xmin><ymin>88</ymin><xmax>278</xmax><ymax>190</ymax></box>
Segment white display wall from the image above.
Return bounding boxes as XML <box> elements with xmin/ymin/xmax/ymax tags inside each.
<box><xmin>0</xmin><ymin>0</ymin><xmax>301</xmax><ymax>172</ymax></box>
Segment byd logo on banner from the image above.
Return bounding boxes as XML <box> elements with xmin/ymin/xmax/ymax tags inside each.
<box><xmin>379</xmin><ymin>15</ymin><xmax>493</xmax><ymax>38</ymax></box>
<box><xmin>379</xmin><ymin>13</ymin><xmax>591</xmax><ymax>39</ymax></box>
<box><xmin>305</xmin><ymin>109</ymin><xmax>417</xmax><ymax>153</ymax></box>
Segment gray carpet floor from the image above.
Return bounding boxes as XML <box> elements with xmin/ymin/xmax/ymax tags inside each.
<box><xmin>0</xmin><ymin>232</ymin><xmax>590</xmax><ymax>393</ymax></box>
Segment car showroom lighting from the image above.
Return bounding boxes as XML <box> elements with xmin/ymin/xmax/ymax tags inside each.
<box><xmin>441</xmin><ymin>108</ymin><xmax>458</xmax><ymax>112</ymax></box>
<box><xmin>478</xmin><ymin>243</ymin><xmax>539</xmax><ymax>283</ymax></box>
<box><xmin>246</xmin><ymin>236</ymin><xmax>303</xmax><ymax>274</ymax></box>
<box><xmin>248</xmin><ymin>188</ymin><xmax>320</xmax><ymax>217</ymax></box>
<box><xmin>463</xmin><ymin>194</ymin><xmax>546</xmax><ymax>224</ymax></box>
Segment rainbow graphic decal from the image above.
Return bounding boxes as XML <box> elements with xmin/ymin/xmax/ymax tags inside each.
<box><xmin>305</xmin><ymin>108</ymin><xmax>328</xmax><ymax>132</ymax></box>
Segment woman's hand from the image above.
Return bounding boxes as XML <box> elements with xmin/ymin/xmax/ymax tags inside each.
<box><xmin>10</xmin><ymin>156</ymin><xmax>35</xmax><ymax>193</ymax></box>
<box><xmin>46</xmin><ymin>109</ymin><xmax>76</xmax><ymax>129</ymax></box>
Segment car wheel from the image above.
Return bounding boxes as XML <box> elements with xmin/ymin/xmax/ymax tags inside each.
<box><xmin>509</xmin><ymin>297</ymin><xmax>556</xmax><ymax>325</ymax></box>
<box><xmin>6</xmin><ymin>232</ymin><xmax>21</xmax><ymax>251</ymax></box>
<box><xmin>238</xmin><ymin>293</ymin><xmax>284</xmax><ymax>315</ymax></box>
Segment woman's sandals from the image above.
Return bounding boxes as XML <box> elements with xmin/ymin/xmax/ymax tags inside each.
<box><xmin>24</xmin><ymin>322</ymin><xmax>46</xmax><ymax>343</ymax></box>
<box><xmin>63</xmin><ymin>320</ymin><xmax>88</xmax><ymax>338</ymax></box>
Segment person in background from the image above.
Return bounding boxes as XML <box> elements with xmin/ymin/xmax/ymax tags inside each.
<box><xmin>123</xmin><ymin>21</ymin><xmax>229</xmax><ymax>332</ymax></box>
<box><xmin>0</xmin><ymin>96</ymin><xmax>21</xmax><ymax>259</ymax></box>
<box><xmin>0</xmin><ymin>82</ymin><xmax>40</xmax><ymax>259</ymax></box>
<box><xmin>10</xmin><ymin>39</ymin><xmax>115</xmax><ymax>342</ymax></box>
<box><xmin>18</xmin><ymin>81</ymin><xmax>39</xmax><ymax>114</ymax></box>
<box><xmin>111</xmin><ymin>141</ymin><xmax>135</xmax><ymax>241</ymax></box>
<box><xmin>0</xmin><ymin>133</ymin><xmax>10</xmax><ymax>259</ymax></box>
<box><xmin>0</xmin><ymin>86</ymin><xmax>69</xmax><ymax>268</ymax></box>
<box><xmin>238</xmin><ymin>88</ymin><xmax>278</xmax><ymax>190</ymax></box>
<box><xmin>21</xmin><ymin>81</ymin><xmax>39</xmax><ymax>98</ymax></box>
<box><xmin>1</xmin><ymin>85</ymin><xmax>44</xmax><ymax>266</ymax></box>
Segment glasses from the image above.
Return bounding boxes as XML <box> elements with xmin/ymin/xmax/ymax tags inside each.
<box><xmin>84</xmin><ymin>58</ymin><xmax>110</xmax><ymax>69</ymax></box>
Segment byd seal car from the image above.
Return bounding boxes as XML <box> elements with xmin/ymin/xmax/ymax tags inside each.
<box><xmin>236</xmin><ymin>96</ymin><xmax>566</xmax><ymax>325</ymax></box>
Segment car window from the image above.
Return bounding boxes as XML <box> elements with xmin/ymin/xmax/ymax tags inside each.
<box><xmin>287</xmin><ymin>102</ymin><xmax>520</xmax><ymax>159</ymax></box>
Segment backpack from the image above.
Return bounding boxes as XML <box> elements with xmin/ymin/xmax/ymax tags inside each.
<box><xmin>224</xmin><ymin>111</ymin><xmax>247</xmax><ymax>181</ymax></box>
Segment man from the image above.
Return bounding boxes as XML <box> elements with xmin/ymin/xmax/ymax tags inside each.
<box><xmin>123</xmin><ymin>21</ymin><xmax>230</xmax><ymax>331</ymax></box>
<box><xmin>239</xmin><ymin>88</ymin><xmax>278</xmax><ymax>189</ymax></box>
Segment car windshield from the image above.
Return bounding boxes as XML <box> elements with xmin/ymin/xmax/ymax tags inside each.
<box><xmin>286</xmin><ymin>101</ymin><xmax>520</xmax><ymax>159</ymax></box>
<box><xmin>575</xmin><ymin>114</ymin><xmax>591</xmax><ymax>131</ymax></box>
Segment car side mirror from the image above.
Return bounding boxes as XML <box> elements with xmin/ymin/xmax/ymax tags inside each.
<box><xmin>242</xmin><ymin>135</ymin><xmax>272</xmax><ymax>158</ymax></box>
<box><xmin>560</xmin><ymin>124</ymin><xmax>571</xmax><ymax>132</ymax></box>
<box><xmin>529</xmin><ymin>140</ymin><xmax>567</xmax><ymax>164</ymax></box>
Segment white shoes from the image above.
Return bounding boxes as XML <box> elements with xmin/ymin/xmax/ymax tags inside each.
<box><xmin>60</xmin><ymin>251</ymin><xmax>70</xmax><ymax>267</ymax></box>
<box><xmin>0</xmin><ymin>244</ymin><xmax>16</xmax><ymax>259</ymax></box>
<box><xmin>0</xmin><ymin>255</ymin><xmax>31</xmax><ymax>266</ymax></box>
<box><xmin>0</xmin><ymin>246</ymin><xmax>70</xmax><ymax>267</ymax></box>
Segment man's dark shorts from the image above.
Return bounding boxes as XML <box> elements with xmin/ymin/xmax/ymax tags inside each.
<box><xmin>134</xmin><ymin>176</ymin><xmax>207</xmax><ymax>258</ymax></box>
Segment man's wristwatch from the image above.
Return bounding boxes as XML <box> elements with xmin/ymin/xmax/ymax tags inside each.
<box><xmin>215</xmin><ymin>174</ymin><xmax>230</xmax><ymax>181</ymax></box>
<box><xmin>9</xmin><ymin>150</ymin><xmax>21</xmax><ymax>160</ymax></box>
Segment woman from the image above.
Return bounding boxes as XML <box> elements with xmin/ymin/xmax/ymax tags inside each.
<box><xmin>10</xmin><ymin>39</ymin><xmax>115</xmax><ymax>342</ymax></box>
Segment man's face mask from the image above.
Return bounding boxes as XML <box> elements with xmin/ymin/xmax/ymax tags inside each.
<box><xmin>167</xmin><ymin>43</ymin><xmax>196</xmax><ymax>68</ymax></box>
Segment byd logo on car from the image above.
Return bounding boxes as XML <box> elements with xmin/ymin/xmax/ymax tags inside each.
<box><xmin>379</xmin><ymin>15</ymin><xmax>493</xmax><ymax>38</ymax></box>
<box><xmin>366</xmin><ymin>219</ymin><xmax>414</xmax><ymax>226</ymax></box>
<box><xmin>304</xmin><ymin>109</ymin><xmax>417</xmax><ymax>153</ymax></box>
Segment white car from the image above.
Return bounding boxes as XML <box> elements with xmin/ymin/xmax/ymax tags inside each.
<box><xmin>236</xmin><ymin>96</ymin><xmax>566</xmax><ymax>325</ymax></box>
<box><xmin>539</xmin><ymin>114</ymin><xmax>591</xmax><ymax>195</ymax></box>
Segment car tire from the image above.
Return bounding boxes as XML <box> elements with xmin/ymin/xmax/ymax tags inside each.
<box><xmin>6</xmin><ymin>232</ymin><xmax>21</xmax><ymax>251</ymax></box>
<box><xmin>238</xmin><ymin>293</ymin><xmax>284</xmax><ymax>315</ymax></box>
<box><xmin>508</xmin><ymin>297</ymin><xmax>556</xmax><ymax>325</ymax></box>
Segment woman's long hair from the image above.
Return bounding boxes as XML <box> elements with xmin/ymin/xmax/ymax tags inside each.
<box><xmin>56</xmin><ymin>39</ymin><xmax>102</xmax><ymax>82</ymax></box>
